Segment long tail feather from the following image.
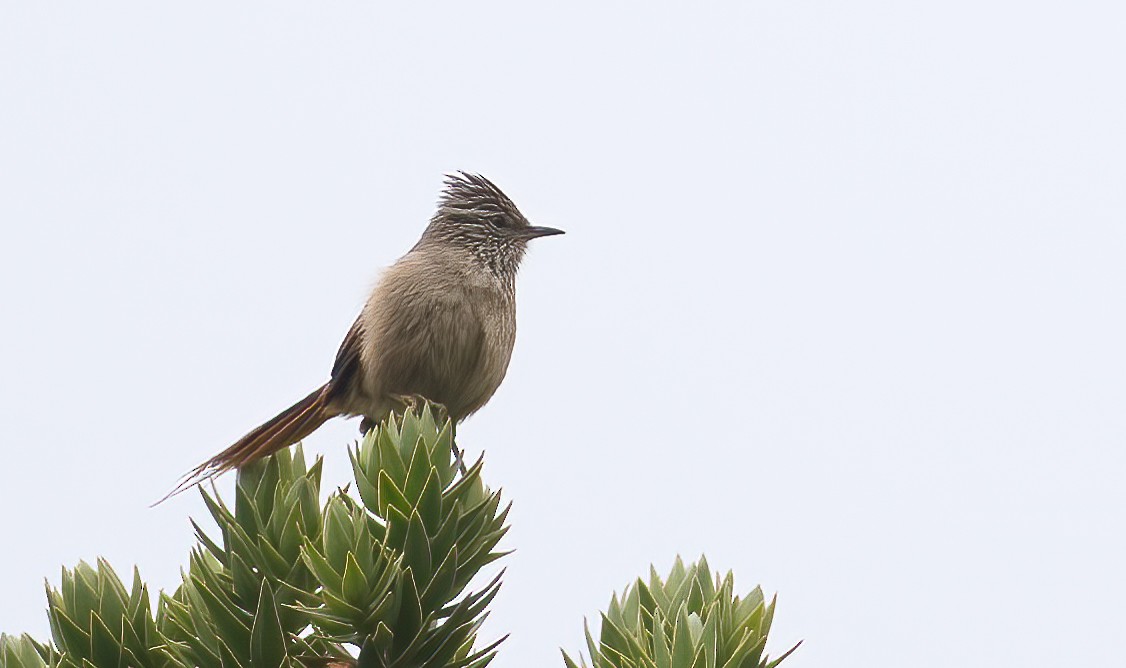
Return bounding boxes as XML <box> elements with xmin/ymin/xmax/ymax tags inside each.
<box><xmin>155</xmin><ymin>385</ymin><xmax>336</xmax><ymax>504</ymax></box>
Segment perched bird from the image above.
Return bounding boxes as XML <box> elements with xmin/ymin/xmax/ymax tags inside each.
<box><xmin>164</xmin><ymin>172</ymin><xmax>562</xmax><ymax>500</ymax></box>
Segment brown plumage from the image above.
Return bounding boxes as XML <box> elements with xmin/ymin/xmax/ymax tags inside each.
<box><xmin>161</xmin><ymin>172</ymin><xmax>562</xmax><ymax>501</ymax></box>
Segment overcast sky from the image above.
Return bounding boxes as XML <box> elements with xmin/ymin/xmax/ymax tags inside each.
<box><xmin>2</xmin><ymin>2</ymin><xmax>1124</xmax><ymax>667</ymax></box>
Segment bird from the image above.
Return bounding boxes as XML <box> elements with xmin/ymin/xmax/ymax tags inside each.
<box><xmin>162</xmin><ymin>172</ymin><xmax>562</xmax><ymax>500</ymax></box>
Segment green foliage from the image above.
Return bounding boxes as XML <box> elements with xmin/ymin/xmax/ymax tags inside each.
<box><xmin>1</xmin><ymin>404</ymin><xmax>801</xmax><ymax>668</ymax></box>
<box><xmin>562</xmin><ymin>556</ymin><xmax>799</xmax><ymax>668</ymax></box>
<box><xmin>300</xmin><ymin>407</ymin><xmax>510</xmax><ymax>668</ymax></box>
<box><xmin>45</xmin><ymin>560</ymin><xmax>162</xmax><ymax>668</ymax></box>
<box><xmin>158</xmin><ymin>445</ymin><xmax>334</xmax><ymax>667</ymax></box>
<box><xmin>4</xmin><ymin>404</ymin><xmax>509</xmax><ymax>668</ymax></box>
<box><xmin>0</xmin><ymin>634</ymin><xmax>56</xmax><ymax>668</ymax></box>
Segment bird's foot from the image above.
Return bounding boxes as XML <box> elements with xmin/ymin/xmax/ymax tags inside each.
<box><xmin>451</xmin><ymin>442</ymin><xmax>469</xmax><ymax>476</ymax></box>
<box><xmin>390</xmin><ymin>394</ymin><xmax>447</xmax><ymax>421</ymax></box>
<box><xmin>390</xmin><ymin>393</ymin><xmax>425</xmax><ymax>413</ymax></box>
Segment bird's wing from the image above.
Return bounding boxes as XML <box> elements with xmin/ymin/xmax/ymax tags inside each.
<box><xmin>328</xmin><ymin>316</ymin><xmax>364</xmax><ymax>399</ymax></box>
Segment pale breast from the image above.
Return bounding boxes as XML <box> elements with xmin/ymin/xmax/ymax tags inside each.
<box><xmin>358</xmin><ymin>248</ymin><xmax>517</xmax><ymax>421</ymax></box>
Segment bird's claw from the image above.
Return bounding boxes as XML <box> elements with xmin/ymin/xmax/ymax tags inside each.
<box><xmin>390</xmin><ymin>393</ymin><xmax>423</xmax><ymax>412</ymax></box>
<box><xmin>391</xmin><ymin>394</ymin><xmax>448</xmax><ymax>421</ymax></box>
<box><xmin>451</xmin><ymin>442</ymin><xmax>468</xmax><ymax>475</ymax></box>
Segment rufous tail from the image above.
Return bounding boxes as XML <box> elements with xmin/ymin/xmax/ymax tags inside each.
<box><xmin>156</xmin><ymin>384</ymin><xmax>336</xmax><ymax>504</ymax></box>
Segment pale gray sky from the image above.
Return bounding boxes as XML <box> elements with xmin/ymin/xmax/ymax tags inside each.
<box><xmin>2</xmin><ymin>2</ymin><xmax>1124</xmax><ymax>666</ymax></box>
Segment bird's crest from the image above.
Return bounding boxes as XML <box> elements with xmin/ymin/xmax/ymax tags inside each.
<box><xmin>437</xmin><ymin>172</ymin><xmax>526</xmax><ymax>224</ymax></box>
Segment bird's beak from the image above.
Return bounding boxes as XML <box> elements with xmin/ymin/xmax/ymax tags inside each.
<box><xmin>519</xmin><ymin>225</ymin><xmax>565</xmax><ymax>240</ymax></box>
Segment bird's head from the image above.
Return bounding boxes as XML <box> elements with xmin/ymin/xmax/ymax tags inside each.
<box><xmin>421</xmin><ymin>172</ymin><xmax>563</xmax><ymax>276</ymax></box>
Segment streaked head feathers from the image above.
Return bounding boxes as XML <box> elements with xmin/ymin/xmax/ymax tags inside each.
<box><xmin>437</xmin><ymin>171</ymin><xmax>530</xmax><ymax>228</ymax></box>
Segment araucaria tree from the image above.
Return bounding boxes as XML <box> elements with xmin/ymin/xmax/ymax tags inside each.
<box><xmin>0</xmin><ymin>405</ymin><xmax>799</xmax><ymax>668</ymax></box>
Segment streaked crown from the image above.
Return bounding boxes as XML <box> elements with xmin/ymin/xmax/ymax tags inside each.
<box><xmin>436</xmin><ymin>172</ymin><xmax>530</xmax><ymax>228</ymax></box>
